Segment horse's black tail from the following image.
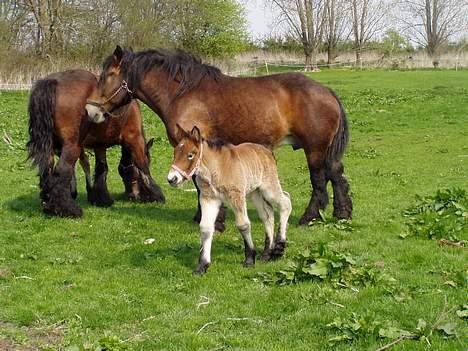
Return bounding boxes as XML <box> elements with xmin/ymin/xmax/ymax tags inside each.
<box><xmin>326</xmin><ymin>89</ymin><xmax>349</xmax><ymax>166</ymax></box>
<box><xmin>27</xmin><ymin>79</ymin><xmax>57</xmax><ymax>179</ymax></box>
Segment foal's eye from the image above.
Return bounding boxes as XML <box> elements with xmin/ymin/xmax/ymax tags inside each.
<box><xmin>187</xmin><ymin>153</ymin><xmax>194</xmax><ymax>160</ymax></box>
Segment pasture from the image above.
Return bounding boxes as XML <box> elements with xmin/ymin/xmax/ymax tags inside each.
<box><xmin>0</xmin><ymin>70</ymin><xmax>467</xmax><ymax>350</ymax></box>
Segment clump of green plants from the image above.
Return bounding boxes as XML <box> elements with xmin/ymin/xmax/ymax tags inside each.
<box><xmin>327</xmin><ymin>310</ymin><xmax>459</xmax><ymax>347</ymax></box>
<box><xmin>402</xmin><ymin>188</ymin><xmax>467</xmax><ymax>241</ymax></box>
<box><xmin>257</xmin><ymin>243</ymin><xmax>394</xmax><ymax>288</ymax></box>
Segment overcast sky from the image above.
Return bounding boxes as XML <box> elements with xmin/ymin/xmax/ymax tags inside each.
<box><xmin>244</xmin><ymin>0</ymin><xmax>275</xmax><ymax>39</ymax></box>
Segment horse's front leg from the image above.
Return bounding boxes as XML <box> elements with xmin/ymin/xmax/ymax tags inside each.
<box><xmin>193</xmin><ymin>177</ymin><xmax>226</xmax><ymax>232</ymax></box>
<box><xmin>194</xmin><ymin>197</ymin><xmax>221</xmax><ymax>275</ymax></box>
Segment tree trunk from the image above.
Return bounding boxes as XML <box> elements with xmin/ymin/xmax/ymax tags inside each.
<box><xmin>327</xmin><ymin>44</ymin><xmax>336</xmax><ymax>65</ymax></box>
<box><xmin>355</xmin><ymin>47</ymin><xmax>362</xmax><ymax>67</ymax></box>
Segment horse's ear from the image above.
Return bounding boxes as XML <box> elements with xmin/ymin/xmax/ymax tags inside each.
<box><xmin>191</xmin><ymin>126</ymin><xmax>201</xmax><ymax>142</ymax></box>
<box><xmin>146</xmin><ymin>138</ymin><xmax>154</xmax><ymax>150</ymax></box>
<box><xmin>175</xmin><ymin>123</ymin><xmax>187</xmax><ymax>141</ymax></box>
<box><xmin>113</xmin><ymin>45</ymin><xmax>124</xmax><ymax>65</ymax></box>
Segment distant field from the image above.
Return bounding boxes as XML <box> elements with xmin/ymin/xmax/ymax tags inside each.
<box><xmin>0</xmin><ymin>70</ymin><xmax>466</xmax><ymax>350</ymax></box>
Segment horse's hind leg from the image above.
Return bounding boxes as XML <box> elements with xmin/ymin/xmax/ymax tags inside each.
<box><xmin>42</xmin><ymin>144</ymin><xmax>82</xmax><ymax>217</ymax></box>
<box><xmin>79</xmin><ymin>150</ymin><xmax>94</xmax><ymax>203</ymax></box>
<box><xmin>250</xmin><ymin>190</ymin><xmax>275</xmax><ymax>261</ymax></box>
<box><xmin>70</xmin><ymin>171</ymin><xmax>78</xmax><ymax>199</ymax></box>
<box><xmin>92</xmin><ymin>148</ymin><xmax>114</xmax><ymax>207</ymax></box>
<box><xmin>299</xmin><ymin>152</ymin><xmax>329</xmax><ymax>225</ymax></box>
<box><xmin>327</xmin><ymin>160</ymin><xmax>352</xmax><ymax>219</ymax></box>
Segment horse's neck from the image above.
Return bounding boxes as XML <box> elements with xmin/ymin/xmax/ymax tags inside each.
<box><xmin>137</xmin><ymin>68</ymin><xmax>177</xmax><ymax>122</ymax></box>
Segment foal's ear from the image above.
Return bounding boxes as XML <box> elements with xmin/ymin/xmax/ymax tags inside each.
<box><xmin>175</xmin><ymin>123</ymin><xmax>187</xmax><ymax>141</ymax></box>
<box><xmin>113</xmin><ymin>45</ymin><xmax>124</xmax><ymax>65</ymax></box>
<box><xmin>191</xmin><ymin>126</ymin><xmax>201</xmax><ymax>142</ymax></box>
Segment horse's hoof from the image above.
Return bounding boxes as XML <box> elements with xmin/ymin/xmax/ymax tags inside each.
<box><xmin>95</xmin><ymin>198</ymin><xmax>114</xmax><ymax>207</ymax></box>
<box><xmin>44</xmin><ymin>202</ymin><xmax>83</xmax><ymax>218</ymax></box>
<box><xmin>298</xmin><ymin>212</ymin><xmax>320</xmax><ymax>226</ymax></box>
<box><xmin>333</xmin><ymin>208</ymin><xmax>352</xmax><ymax>220</ymax></box>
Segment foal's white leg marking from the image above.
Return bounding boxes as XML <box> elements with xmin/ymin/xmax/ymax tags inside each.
<box><xmin>251</xmin><ymin>190</ymin><xmax>274</xmax><ymax>251</ymax></box>
<box><xmin>199</xmin><ymin>197</ymin><xmax>222</xmax><ymax>266</ymax></box>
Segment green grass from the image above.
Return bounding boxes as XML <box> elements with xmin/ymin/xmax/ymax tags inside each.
<box><xmin>0</xmin><ymin>70</ymin><xmax>467</xmax><ymax>350</ymax></box>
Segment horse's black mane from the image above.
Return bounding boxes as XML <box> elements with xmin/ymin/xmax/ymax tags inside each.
<box><xmin>103</xmin><ymin>48</ymin><xmax>222</xmax><ymax>96</ymax></box>
<box><xmin>205</xmin><ymin>138</ymin><xmax>229</xmax><ymax>150</ymax></box>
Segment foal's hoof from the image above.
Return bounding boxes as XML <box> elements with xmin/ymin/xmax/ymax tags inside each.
<box><xmin>193</xmin><ymin>262</ymin><xmax>210</xmax><ymax>275</ymax></box>
<box><xmin>260</xmin><ymin>250</ymin><xmax>272</xmax><ymax>262</ymax></box>
<box><xmin>271</xmin><ymin>241</ymin><xmax>286</xmax><ymax>259</ymax></box>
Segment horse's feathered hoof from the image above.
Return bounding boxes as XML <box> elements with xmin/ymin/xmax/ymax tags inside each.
<box><xmin>193</xmin><ymin>262</ymin><xmax>210</xmax><ymax>275</ymax></box>
<box><xmin>271</xmin><ymin>241</ymin><xmax>286</xmax><ymax>259</ymax></box>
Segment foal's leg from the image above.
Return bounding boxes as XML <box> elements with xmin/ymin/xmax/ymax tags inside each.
<box><xmin>299</xmin><ymin>151</ymin><xmax>329</xmax><ymax>225</ymax></box>
<box><xmin>260</xmin><ymin>183</ymin><xmax>292</xmax><ymax>258</ymax></box>
<box><xmin>250</xmin><ymin>190</ymin><xmax>275</xmax><ymax>261</ymax></box>
<box><xmin>118</xmin><ymin>145</ymin><xmax>140</xmax><ymax>200</ymax></box>
<box><xmin>79</xmin><ymin>150</ymin><xmax>94</xmax><ymax>203</ymax></box>
<box><xmin>232</xmin><ymin>197</ymin><xmax>256</xmax><ymax>267</ymax></box>
<box><xmin>326</xmin><ymin>160</ymin><xmax>353</xmax><ymax>219</ymax></box>
<box><xmin>193</xmin><ymin>178</ymin><xmax>226</xmax><ymax>232</ymax></box>
<box><xmin>92</xmin><ymin>148</ymin><xmax>114</xmax><ymax>207</ymax></box>
<box><xmin>195</xmin><ymin>197</ymin><xmax>221</xmax><ymax>274</ymax></box>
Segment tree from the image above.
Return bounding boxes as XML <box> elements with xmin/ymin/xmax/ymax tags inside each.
<box><xmin>348</xmin><ymin>0</ymin><xmax>389</xmax><ymax>66</ymax></box>
<box><xmin>398</xmin><ymin>0</ymin><xmax>468</xmax><ymax>67</ymax></box>
<box><xmin>324</xmin><ymin>0</ymin><xmax>349</xmax><ymax>64</ymax></box>
<box><xmin>170</xmin><ymin>0</ymin><xmax>249</xmax><ymax>58</ymax></box>
<box><xmin>270</xmin><ymin>0</ymin><xmax>328</xmax><ymax>70</ymax></box>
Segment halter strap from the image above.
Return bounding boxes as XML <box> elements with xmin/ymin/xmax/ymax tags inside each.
<box><xmin>170</xmin><ymin>142</ymin><xmax>204</xmax><ymax>180</ymax></box>
<box><xmin>86</xmin><ymin>80</ymin><xmax>133</xmax><ymax>118</ymax></box>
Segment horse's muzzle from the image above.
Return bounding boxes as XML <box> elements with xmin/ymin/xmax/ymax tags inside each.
<box><xmin>85</xmin><ymin>103</ymin><xmax>105</xmax><ymax>123</ymax></box>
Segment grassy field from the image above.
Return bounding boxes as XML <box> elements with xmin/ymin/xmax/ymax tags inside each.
<box><xmin>0</xmin><ymin>70</ymin><xmax>467</xmax><ymax>350</ymax></box>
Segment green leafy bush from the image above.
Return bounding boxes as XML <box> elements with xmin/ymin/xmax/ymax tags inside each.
<box><xmin>402</xmin><ymin>188</ymin><xmax>467</xmax><ymax>241</ymax></box>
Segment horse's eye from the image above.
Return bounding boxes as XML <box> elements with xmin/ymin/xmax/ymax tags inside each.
<box><xmin>187</xmin><ymin>153</ymin><xmax>194</xmax><ymax>160</ymax></box>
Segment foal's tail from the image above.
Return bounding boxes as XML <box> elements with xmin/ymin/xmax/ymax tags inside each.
<box><xmin>27</xmin><ymin>79</ymin><xmax>57</xmax><ymax>178</ymax></box>
<box><xmin>326</xmin><ymin>89</ymin><xmax>349</xmax><ymax>166</ymax></box>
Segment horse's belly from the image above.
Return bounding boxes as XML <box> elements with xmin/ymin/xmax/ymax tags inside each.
<box><xmin>277</xmin><ymin>134</ymin><xmax>302</xmax><ymax>150</ymax></box>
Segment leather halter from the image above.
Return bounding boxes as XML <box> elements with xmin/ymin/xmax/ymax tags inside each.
<box><xmin>86</xmin><ymin>80</ymin><xmax>133</xmax><ymax>117</ymax></box>
<box><xmin>170</xmin><ymin>142</ymin><xmax>204</xmax><ymax>180</ymax></box>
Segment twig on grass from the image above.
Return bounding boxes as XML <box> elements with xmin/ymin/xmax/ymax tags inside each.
<box><xmin>375</xmin><ymin>335</ymin><xmax>415</xmax><ymax>351</ymax></box>
<box><xmin>196</xmin><ymin>321</ymin><xmax>218</xmax><ymax>335</ymax></box>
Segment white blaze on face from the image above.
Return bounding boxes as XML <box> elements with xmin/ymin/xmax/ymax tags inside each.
<box><xmin>85</xmin><ymin>103</ymin><xmax>105</xmax><ymax>123</ymax></box>
<box><xmin>167</xmin><ymin>168</ymin><xmax>184</xmax><ymax>187</ymax></box>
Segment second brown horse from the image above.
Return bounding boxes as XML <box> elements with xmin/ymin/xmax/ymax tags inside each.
<box><xmin>27</xmin><ymin>69</ymin><xmax>165</xmax><ymax>217</ymax></box>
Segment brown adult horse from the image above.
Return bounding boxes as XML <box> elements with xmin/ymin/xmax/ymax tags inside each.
<box><xmin>27</xmin><ymin>69</ymin><xmax>165</xmax><ymax>217</ymax></box>
<box><xmin>86</xmin><ymin>46</ymin><xmax>352</xmax><ymax>226</ymax></box>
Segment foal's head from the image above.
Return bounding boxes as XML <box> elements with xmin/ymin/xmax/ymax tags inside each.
<box><xmin>167</xmin><ymin>125</ymin><xmax>202</xmax><ymax>187</ymax></box>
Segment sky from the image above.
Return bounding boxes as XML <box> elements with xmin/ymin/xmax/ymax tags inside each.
<box><xmin>244</xmin><ymin>0</ymin><xmax>275</xmax><ymax>39</ymax></box>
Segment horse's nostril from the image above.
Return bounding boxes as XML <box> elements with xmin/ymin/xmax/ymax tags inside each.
<box><xmin>168</xmin><ymin>176</ymin><xmax>176</xmax><ymax>184</ymax></box>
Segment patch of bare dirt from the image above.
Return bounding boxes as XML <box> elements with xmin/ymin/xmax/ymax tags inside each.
<box><xmin>0</xmin><ymin>320</ymin><xmax>63</xmax><ymax>350</ymax></box>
